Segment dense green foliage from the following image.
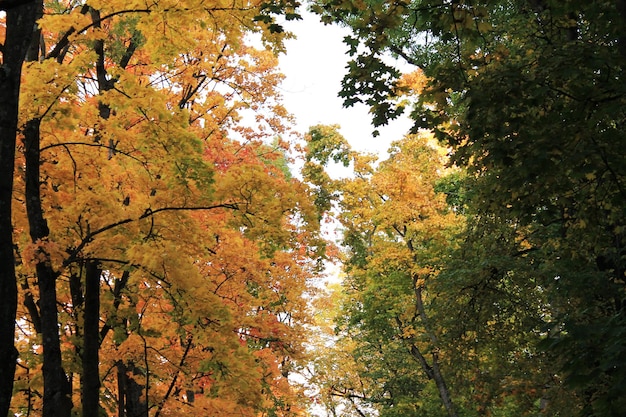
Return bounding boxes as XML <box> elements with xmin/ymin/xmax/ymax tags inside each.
<box><xmin>308</xmin><ymin>1</ymin><xmax>626</xmax><ymax>416</ymax></box>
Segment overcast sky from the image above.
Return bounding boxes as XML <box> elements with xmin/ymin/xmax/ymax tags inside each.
<box><xmin>278</xmin><ymin>12</ymin><xmax>414</xmax><ymax>158</ymax></box>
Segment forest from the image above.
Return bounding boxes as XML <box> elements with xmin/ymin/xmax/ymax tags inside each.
<box><xmin>0</xmin><ymin>1</ymin><xmax>624</xmax><ymax>417</ymax></box>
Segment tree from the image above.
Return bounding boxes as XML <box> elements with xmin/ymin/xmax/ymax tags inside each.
<box><xmin>304</xmin><ymin>125</ymin><xmax>465</xmax><ymax>416</ymax></box>
<box><xmin>0</xmin><ymin>1</ymin><xmax>42</xmax><ymax>415</ymax></box>
<box><xmin>8</xmin><ymin>1</ymin><xmax>323</xmax><ymax>416</ymax></box>
<box><xmin>312</xmin><ymin>0</ymin><xmax>626</xmax><ymax>414</ymax></box>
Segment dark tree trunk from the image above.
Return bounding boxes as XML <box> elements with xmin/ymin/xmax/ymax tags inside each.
<box><xmin>126</xmin><ymin>363</ymin><xmax>147</xmax><ymax>417</ymax></box>
<box><xmin>117</xmin><ymin>361</ymin><xmax>126</xmax><ymax>417</ymax></box>
<box><xmin>0</xmin><ymin>1</ymin><xmax>41</xmax><ymax>415</ymax></box>
<box><xmin>430</xmin><ymin>350</ymin><xmax>457</xmax><ymax>417</ymax></box>
<box><xmin>82</xmin><ymin>261</ymin><xmax>102</xmax><ymax>417</ymax></box>
<box><xmin>117</xmin><ymin>361</ymin><xmax>148</xmax><ymax>417</ymax></box>
<box><xmin>24</xmin><ymin>117</ymin><xmax>72</xmax><ymax>417</ymax></box>
<box><xmin>113</xmin><ymin>277</ymin><xmax>147</xmax><ymax>417</ymax></box>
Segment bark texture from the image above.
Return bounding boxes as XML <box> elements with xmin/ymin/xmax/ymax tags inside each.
<box><xmin>0</xmin><ymin>1</ymin><xmax>41</xmax><ymax>415</ymax></box>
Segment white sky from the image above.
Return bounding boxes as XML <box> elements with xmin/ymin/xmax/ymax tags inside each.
<box><xmin>277</xmin><ymin>15</ymin><xmax>412</xmax><ymax>416</ymax></box>
<box><xmin>278</xmin><ymin>12</ymin><xmax>414</xmax><ymax>157</ymax></box>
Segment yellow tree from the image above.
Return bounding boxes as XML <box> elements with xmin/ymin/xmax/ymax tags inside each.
<box><xmin>10</xmin><ymin>1</ymin><xmax>321</xmax><ymax>416</ymax></box>
<box><xmin>303</xmin><ymin>124</ymin><xmax>463</xmax><ymax>417</ymax></box>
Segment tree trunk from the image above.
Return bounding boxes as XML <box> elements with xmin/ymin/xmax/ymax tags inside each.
<box><xmin>117</xmin><ymin>361</ymin><xmax>126</xmax><ymax>417</ymax></box>
<box><xmin>24</xmin><ymin>117</ymin><xmax>73</xmax><ymax>417</ymax></box>
<box><xmin>412</xmin><ymin>280</ymin><xmax>458</xmax><ymax>417</ymax></box>
<box><xmin>0</xmin><ymin>2</ymin><xmax>41</xmax><ymax>415</ymax></box>
<box><xmin>118</xmin><ymin>361</ymin><xmax>148</xmax><ymax>417</ymax></box>
<box><xmin>20</xmin><ymin>3</ymin><xmax>73</xmax><ymax>415</ymax></box>
<box><xmin>126</xmin><ymin>363</ymin><xmax>147</xmax><ymax>417</ymax></box>
<box><xmin>430</xmin><ymin>350</ymin><xmax>457</xmax><ymax>417</ymax></box>
<box><xmin>82</xmin><ymin>261</ymin><xmax>103</xmax><ymax>417</ymax></box>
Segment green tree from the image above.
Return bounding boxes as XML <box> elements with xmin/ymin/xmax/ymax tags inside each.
<box><xmin>312</xmin><ymin>0</ymin><xmax>626</xmax><ymax>414</ymax></box>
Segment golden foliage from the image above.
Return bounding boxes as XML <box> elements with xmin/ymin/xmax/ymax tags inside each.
<box><xmin>11</xmin><ymin>1</ymin><xmax>319</xmax><ymax>416</ymax></box>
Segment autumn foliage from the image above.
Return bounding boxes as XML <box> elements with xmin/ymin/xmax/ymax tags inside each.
<box><xmin>3</xmin><ymin>1</ymin><xmax>322</xmax><ymax>417</ymax></box>
<box><xmin>6</xmin><ymin>1</ymin><xmax>626</xmax><ymax>417</ymax></box>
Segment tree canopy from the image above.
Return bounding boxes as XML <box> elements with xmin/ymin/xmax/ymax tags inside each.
<box><xmin>306</xmin><ymin>0</ymin><xmax>626</xmax><ymax>416</ymax></box>
<box><xmin>2</xmin><ymin>1</ymin><xmax>325</xmax><ymax>417</ymax></box>
<box><xmin>3</xmin><ymin>1</ymin><xmax>626</xmax><ymax>417</ymax></box>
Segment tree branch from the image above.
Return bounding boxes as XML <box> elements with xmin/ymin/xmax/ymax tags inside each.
<box><xmin>64</xmin><ymin>202</ymin><xmax>241</xmax><ymax>267</ymax></box>
<box><xmin>153</xmin><ymin>335</ymin><xmax>193</xmax><ymax>417</ymax></box>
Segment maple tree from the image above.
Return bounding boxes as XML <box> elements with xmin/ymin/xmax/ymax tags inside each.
<box><xmin>2</xmin><ymin>1</ymin><xmax>330</xmax><ymax>417</ymax></box>
<box><xmin>7</xmin><ymin>0</ymin><xmax>625</xmax><ymax>416</ymax></box>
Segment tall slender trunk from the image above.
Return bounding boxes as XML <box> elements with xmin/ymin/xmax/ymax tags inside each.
<box><xmin>24</xmin><ymin>117</ymin><xmax>73</xmax><ymax>417</ymax></box>
<box><xmin>22</xmin><ymin>3</ymin><xmax>74</xmax><ymax>415</ymax></box>
<box><xmin>412</xmin><ymin>279</ymin><xmax>458</xmax><ymax>417</ymax></box>
<box><xmin>82</xmin><ymin>261</ymin><xmax>103</xmax><ymax>417</ymax></box>
<box><xmin>0</xmin><ymin>2</ymin><xmax>41</xmax><ymax>415</ymax></box>
<box><xmin>115</xmin><ymin>284</ymin><xmax>148</xmax><ymax>417</ymax></box>
<box><xmin>117</xmin><ymin>361</ymin><xmax>127</xmax><ymax>417</ymax></box>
